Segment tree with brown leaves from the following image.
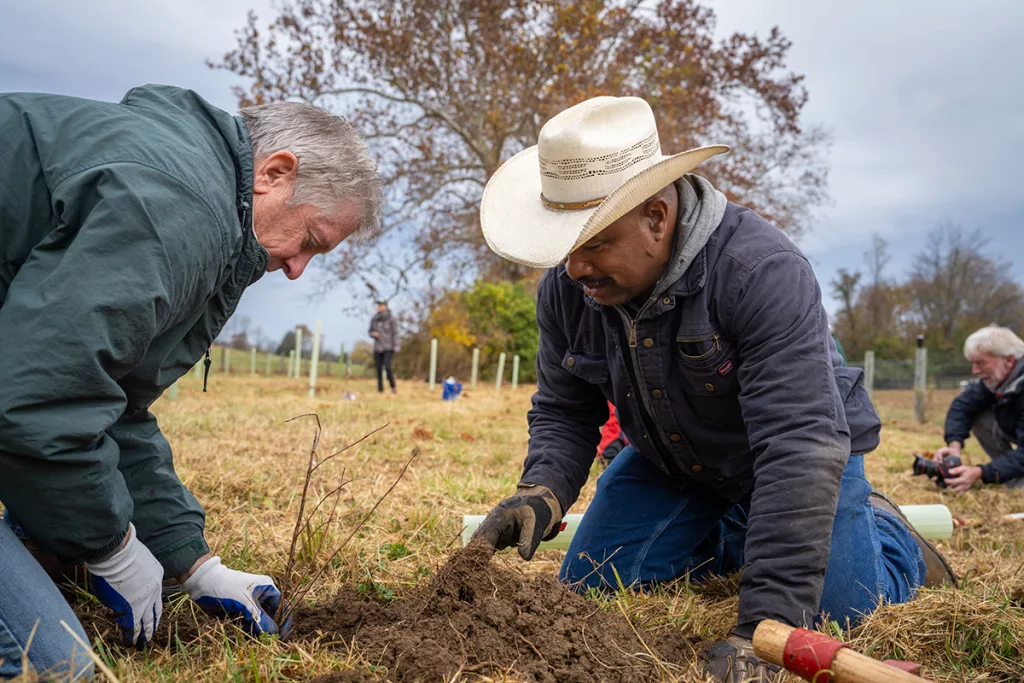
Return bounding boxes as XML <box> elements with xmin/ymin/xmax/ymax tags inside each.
<box><xmin>214</xmin><ymin>0</ymin><xmax>828</xmax><ymax>296</ymax></box>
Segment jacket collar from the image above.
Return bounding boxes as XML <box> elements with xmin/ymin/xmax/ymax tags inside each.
<box><xmin>997</xmin><ymin>359</ymin><xmax>1024</xmax><ymax>397</ymax></box>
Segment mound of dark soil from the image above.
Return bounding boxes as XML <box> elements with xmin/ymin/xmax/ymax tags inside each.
<box><xmin>298</xmin><ymin>542</ymin><xmax>698</xmax><ymax>682</ymax></box>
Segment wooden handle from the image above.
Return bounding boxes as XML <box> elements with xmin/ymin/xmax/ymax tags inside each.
<box><xmin>753</xmin><ymin>620</ymin><xmax>932</xmax><ymax>683</ymax></box>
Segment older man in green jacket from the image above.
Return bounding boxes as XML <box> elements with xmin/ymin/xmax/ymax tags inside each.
<box><xmin>0</xmin><ymin>84</ymin><xmax>381</xmax><ymax>680</ymax></box>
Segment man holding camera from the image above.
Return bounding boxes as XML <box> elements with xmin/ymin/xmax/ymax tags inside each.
<box><xmin>937</xmin><ymin>326</ymin><xmax>1024</xmax><ymax>493</ymax></box>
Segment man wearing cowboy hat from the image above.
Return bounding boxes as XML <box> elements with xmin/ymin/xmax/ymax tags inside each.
<box><xmin>472</xmin><ymin>97</ymin><xmax>955</xmax><ymax>682</ymax></box>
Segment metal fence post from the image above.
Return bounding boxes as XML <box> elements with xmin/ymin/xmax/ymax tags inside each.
<box><xmin>512</xmin><ymin>354</ymin><xmax>520</xmax><ymax>391</ymax></box>
<box><xmin>471</xmin><ymin>347</ymin><xmax>480</xmax><ymax>389</ymax></box>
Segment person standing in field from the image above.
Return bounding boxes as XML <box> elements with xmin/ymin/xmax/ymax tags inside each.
<box><xmin>369</xmin><ymin>300</ymin><xmax>401</xmax><ymax>394</ymax></box>
<box><xmin>471</xmin><ymin>96</ymin><xmax>955</xmax><ymax>683</ymax></box>
<box><xmin>0</xmin><ymin>84</ymin><xmax>381</xmax><ymax>680</ymax></box>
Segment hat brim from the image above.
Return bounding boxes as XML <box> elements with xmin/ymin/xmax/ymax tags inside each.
<box><xmin>480</xmin><ymin>144</ymin><xmax>730</xmax><ymax>268</ymax></box>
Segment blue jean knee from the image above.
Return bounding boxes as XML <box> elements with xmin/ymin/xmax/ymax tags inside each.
<box><xmin>0</xmin><ymin>519</ymin><xmax>94</xmax><ymax>681</ymax></box>
<box><xmin>559</xmin><ymin>445</ymin><xmax>742</xmax><ymax>590</ymax></box>
<box><xmin>814</xmin><ymin>455</ymin><xmax>924</xmax><ymax>625</ymax></box>
<box><xmin>560</xmin><ymin>449</ymin><xmax>924</xmax><ymax>629</ymax></box>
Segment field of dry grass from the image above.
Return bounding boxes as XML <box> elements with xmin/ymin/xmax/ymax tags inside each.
<box><xmin>18</xmin><ymin>378</ymin><xmax>1024</xmax><ymax>681</ymax></box>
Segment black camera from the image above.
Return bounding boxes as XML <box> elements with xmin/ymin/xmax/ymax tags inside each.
<box><xmin>911</xmin><ymin>452</ymin><xmax>962</xmax><ymax>488</ymax></box>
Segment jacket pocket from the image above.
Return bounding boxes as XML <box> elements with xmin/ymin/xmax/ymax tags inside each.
<box><xmin>676</xmin><ymin>333</ymin><xmax>721</xmax><ymax>361</ymax></box>
<box><xmin>562</xmin><ymin>349</ymin><xmax>610</xmax><ymax>385</ymax></box>
<box><xmin>675</xmin><ymin>334</ymin><xmax>743</xmax><ymax>427</ymax></box>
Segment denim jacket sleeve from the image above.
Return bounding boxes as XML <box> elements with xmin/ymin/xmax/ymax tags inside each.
<box><xmin>943</xmin><ymin>383</ymin><xmax>994</xmax><ymax>446</ymax></box>
<box><xmin>520</xmin><ymin>275</ymin><xmax>609</xmax><ymax>513</ymax></box>
<box><xmin>723</xmin><ymin>249</ymin><xmax>850</xmax><ymax>638</ymax></box>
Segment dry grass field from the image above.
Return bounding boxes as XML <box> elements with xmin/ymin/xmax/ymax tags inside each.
<box><xmin>14</xmin><ymin>378</ymin><xmax>1024</xmax><ymax>681</ymax></box>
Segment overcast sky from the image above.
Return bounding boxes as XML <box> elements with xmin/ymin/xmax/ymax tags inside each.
<box><xmin>2</xmin><ymin>1</ymin><xmax>1022</xmax><ymax>352</ymax></box>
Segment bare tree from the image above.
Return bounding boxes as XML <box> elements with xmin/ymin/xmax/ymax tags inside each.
<box><xmin>863</xmin><ymin>234</ymin><xmax>890</xmax><ymax>332</ymax></box>
<box><xmin>908</xmin><ymin>223</ymin><xmax>1024</xmax><ymax>350</ymax></box>
<box><xmin>213</xmin><ymin>0</ymin><xmax>830</xmax><ymax>299</ymax></box>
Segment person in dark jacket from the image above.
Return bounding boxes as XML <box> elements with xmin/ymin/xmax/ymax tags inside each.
<box><xmin>0</xmin><ymin>85</ymin><xmax>382</xmax><ymax>679</ymax></box>
<box><xmin>471</xmin><ymin>96</ymin><xmax>954</xmax><ymax>682</ymax></box>
<box><xmin>936</xmin><ymin>326</ymin><xmax>1024</xmax><ymax>492</ymax></box>
<box><xmin>369</xmin><ymin>300</ymin><xmax>401</xmax><ymax>393</ymax></box>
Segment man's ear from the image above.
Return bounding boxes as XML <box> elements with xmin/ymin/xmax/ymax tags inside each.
<box><xmin>644</xmin><ymin>194</ymin><xmax>673</xmax><ymax>242</ymax></box>
<box><xmin>253</xmin><ymin>150</ymin><xmax>299</xmax><ymax>196</ymax></box>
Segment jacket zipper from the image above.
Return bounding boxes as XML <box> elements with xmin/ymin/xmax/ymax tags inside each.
<box><xmin>615</xmin><ymin>302</ymin><xmax>671</xmax><ymax>445</ymax></box>
<box><xmin>202</xmin><ymin>349</ymin><xmax>212</xmax><ymax>392</ymax></box>
<box><xmin>202</xmin><ymin>198</ymin><xmax>260</xmax><ymax>394</ymax></box>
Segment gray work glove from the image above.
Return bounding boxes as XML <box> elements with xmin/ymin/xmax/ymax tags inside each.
<box><xmin>705</xmin><ymin>635</ymin><xmax>782</xmax><ymax>682</ymax></box>
<box><xmin>472</xmin><ymin>484</ymin><xmax>562</xmax><ymax>560</ymax></box>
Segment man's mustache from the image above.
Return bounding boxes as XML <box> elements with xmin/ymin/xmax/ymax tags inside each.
<box><xmin>576</xmin><ymin>277</ymin><xmax>616</xmax><ymax>288</ymax></box>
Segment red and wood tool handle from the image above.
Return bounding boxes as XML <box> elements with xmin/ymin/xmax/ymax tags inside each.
<box><xmin>753</xmin><ymin>620</ymin><xmax>933</xmax><ymax>683</ymax></box>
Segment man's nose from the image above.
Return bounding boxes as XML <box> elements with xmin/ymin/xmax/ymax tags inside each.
<box><xmin>565</xmin><ymin>251</ymin><xmax>594</xmax><ymax>280</ymax></box>
<box><xmin>283</xmin><ymin>253</ymin><xmax>313</xmax><ymax>280</ymax></box>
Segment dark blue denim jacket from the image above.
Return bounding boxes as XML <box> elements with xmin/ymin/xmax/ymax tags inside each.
<box><xmin>522</xmin><ymin>202</ymin><xmax>881</xmax><ymax>636</ymax></box>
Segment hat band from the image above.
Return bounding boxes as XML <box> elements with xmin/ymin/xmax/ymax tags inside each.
<box><xmin>540</xmin><ymin>194</ymin><xmax>606</xmax><ymax>210</ymax></box>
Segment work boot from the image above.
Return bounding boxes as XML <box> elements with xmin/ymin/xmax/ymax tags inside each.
<box><xmin>869</xmin><ymin>491</ymin><xmax>958</xmax><ymax>588</ymax></box>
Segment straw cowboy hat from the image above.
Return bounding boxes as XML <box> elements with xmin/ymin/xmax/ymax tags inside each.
<box><xmin>480</xmin><ymin>96</ymin><xmax>729</xmax><ymax>268</ymax></box>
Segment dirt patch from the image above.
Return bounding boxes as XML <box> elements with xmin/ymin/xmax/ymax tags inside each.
<box><xmin>298</xmin><ymin>542</ymin><xmax>695</xmax><ymax>682</ymax></box>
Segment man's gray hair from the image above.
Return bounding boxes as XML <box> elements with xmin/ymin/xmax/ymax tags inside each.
<box><xmin>963</xmin><ymin>326</ymin><xmax>1024</xmax><ymax>360</ymax></box>
<box><xmin>240</xmin><ymin>102</ymin><xmax>383</xmax><ymax>241</ymax></box>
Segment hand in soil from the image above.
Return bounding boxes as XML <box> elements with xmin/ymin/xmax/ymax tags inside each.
<box><xmin>705</xmin><ymin>635</ymin><xmax>782</xmax><ymax>682</ymax></box>
<box><xmin>472</xmin><ymin>484</ymin><xmax>562</xmax><ymax>560</ymax></box>
<box><xmin>181</xmin><ymin>556</ymin><xmax>291</xmax><ymax>637</ymax></box>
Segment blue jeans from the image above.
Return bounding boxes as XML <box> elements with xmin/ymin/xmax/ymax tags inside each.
<box><xmin>0</xmin><ymin>519</ymin><xmax>94</xmax><ymax>680</ymax></box>
<box><xmin>561</xmin><ymin>447</ymin><xmax>925</xmax><ymax>629</ymax></box>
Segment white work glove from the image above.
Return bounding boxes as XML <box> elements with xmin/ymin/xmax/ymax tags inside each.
<box><xmin>181</xmin><ymin>556</ymin><xmax>290</xmax><ymax>637</ymax></box>
<box><xmin>85</xmin><ymin>523</ymin><xmax>163</xmax><ymax>647</ymax></box>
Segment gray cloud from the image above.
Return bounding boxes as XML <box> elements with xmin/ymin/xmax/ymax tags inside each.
<box><xmin>2</xmin><ymin>0</ymin><xmax>1021</xmax><ymax>345</ymax></box>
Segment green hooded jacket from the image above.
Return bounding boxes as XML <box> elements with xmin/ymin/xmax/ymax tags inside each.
<box><xmin>0</xmin><ymin>85</ymin><xmax>268</xmax><ymax>576</ymax></box>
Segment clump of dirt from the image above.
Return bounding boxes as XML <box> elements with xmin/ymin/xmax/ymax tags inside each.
<box><xmin>299</xmin><ymin>541</ymin><xmax>695</xmax><ymax>682</ymax></box>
